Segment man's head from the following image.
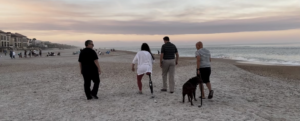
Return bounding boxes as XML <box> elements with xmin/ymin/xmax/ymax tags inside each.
<box><xmin>85</xmin><ymin>40</ymin><xmax>94</xmax><ymax>48</ymax></box>
<box><xmin>163</xmin><ymin>36</ymin><xmax>170</xmax><ymax>43</ymax></box>
<box><xmin>196</xmin><ymin>41</ymin><xmax>203</xmax><ymax>50</ymax></box>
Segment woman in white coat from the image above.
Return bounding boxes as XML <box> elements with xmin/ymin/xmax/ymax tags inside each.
<box><xmin>132</xmin><ymin>43</ymin><xmax>155</xmax><ymax>94</ymax></box>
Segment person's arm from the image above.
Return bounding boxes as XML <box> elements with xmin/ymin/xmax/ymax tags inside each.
<box><xmin>132</xmin><ymin>53</ymin><xmax>138</xmax><ymax>71</ymax></box>
<box><xmin>175</xmin><ymin>52</ymin><xmax>179</xmax><ymax>65</ymax></box>
<box><xmin>94</xmin><ymin>60</ymin><xmax>101</xmax><ymax>75</ymax></box>
<box><xmin>175</xmin><ymin>46</ymin><xmax>179</xmax><ymax>65</ymax></box>
<box><xmin>160</xmin><ymin>53</ymin><xmax>164</xmax><ymax>68</ymax></box>
<box><xmin>197</xmin><ymin>56</ymin><xmax>201</xmax><ymax>75</ymax></box>
<box><xmin>160</xmin><ymin>45</ymin><xmax>164</xmax><ymax>68</ymax></box>
<box><xmin>132</xmin><ymin>64</ymin><xmax>135</xmax><ymax>72</ymax></box>
<box><xmin>79</xmin><ymin>62</ymin><xmax>82</xmax><ymax>75</ymax></box>
<box><xmin>92</xmin><ymin>51</ymin><xmax>101</xmax><ymax>75</ymax></box>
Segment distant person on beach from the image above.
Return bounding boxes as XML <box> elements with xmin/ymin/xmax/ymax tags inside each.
<box><xmin>78</xmin><ymin>40</ymin><xmax>101</xmax><ymax>100</ymax></box>
<box><xmin>132</xmin><ymin>43</ymin><xmax>155</xmax><ymax>94</ymax></box>
<box><xmin>39</xmin><ymin>49</ymin><xmax>42</xmax><ymax>57</ymax></box>
<box><xmin>4</xmin><ymin>50</ymin><xmax>7</xmax><ymax>56</ymax></box>
<box><xmin>12</xmin><ymin>51</ymin><xmax>15</xmax><ymax>59</ymax></box>
<box><xmin>18</xmin><ymin>52</ymin><xmax>22</xmax><ymax>58</ymax></box>
<box><xmin>9</xmin><ymin>50</ymin><xmax>13</xmax><ymax>59</ymax></box>
<box><xmin>24</xmin><ymin>50</ymin><xmax>27</xmax><ymax>58</ymax></box>
<box><xmin>160</xmin><ymin>36</ymin><xmax>179</xmax><ymax>93</ymax></box>
<box><xmin>29</xmin><ymin>50</ymin><xmax>32</xmax><ymax>57</ymax></box>
<box><xmin>32</xmin><ymin>50</ymin><xmax>34</xmax><ymax>57</ymax></box>
<box><xmin>158</xmin><ymin>50</ymin><xmax>160</xmax><ymax>55</ymax></box>
<box><xmin>195</xmin><ymin>41</ymin><xmax>213</xmax><ymax>99</ymax></box>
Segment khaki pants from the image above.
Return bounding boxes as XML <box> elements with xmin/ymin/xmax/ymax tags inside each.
<box><xmin>162</xmin><ymin>59</ymin><xmax>176</xmax><ymax>92</ymax></box>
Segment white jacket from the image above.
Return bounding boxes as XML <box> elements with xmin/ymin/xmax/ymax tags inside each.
<box><xmin>132</xmin><ymin>51</ymin><xmax>154</xmax><ymax>75</ymax></box>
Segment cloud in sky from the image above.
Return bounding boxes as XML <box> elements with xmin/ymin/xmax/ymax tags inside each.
<box><xmin>0</xmin><ymin>0</ymin><xmax>299</xmax><ymax>45</ymax></box>
<box><xmin>1</xmin><ymin>16</ymin><xmax>300</xmax><ymax>35</ymax></box>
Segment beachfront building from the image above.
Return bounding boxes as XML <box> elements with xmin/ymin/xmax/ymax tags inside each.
<box><xmin>0</xmin><ymin>30</ymin><xmax>33</xmax><ymax>50</ymax></box>
<box><xmin>10</xmin><ymin>33</ymin><xmax>20</xmax><ymax>48</ymax></box>
<box><xmin>0</xmin><ymin>30</ymin><xmax>10</xmax><ymax>49</ymax></box>
<box><xmin>14</xmin><ymin>33</ymin><xmax>29</xmax><ymax>48</ymax></box>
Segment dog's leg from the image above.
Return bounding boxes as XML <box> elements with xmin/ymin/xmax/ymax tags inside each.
<box><xmin>189</xmin><ymin>93</ymin><xmax>193</xmax><ymax>106</ymax></box>
<box><xmin>182</xmin><ymin>93</ymin><xmax>185</xmax><ymax>103</ymax></box>
<box><xmin>194</xmin><ymin>89</ymin><xmax>197</xmax><ymax>101</ymax></box>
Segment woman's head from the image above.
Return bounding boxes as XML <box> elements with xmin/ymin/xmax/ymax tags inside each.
<box><xmin>141</xmin><ymin>43</ymin><xmax>150</xmax><ymax>51</ymax></box>
<box><xmin>141</xmin><ymin>43</ymin><xmax>155</xmax><ymax>60</ymax></box>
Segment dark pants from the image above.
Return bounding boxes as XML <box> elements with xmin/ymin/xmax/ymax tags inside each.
<box><xmin>82</xmin><ymin>74</ymin><xmax>100</xmax><ymax>99</ymax></box>
<box><xmin>197</xmin><ymin>67</ymin><xmax>211</xmax><ymax>83</ymax></box>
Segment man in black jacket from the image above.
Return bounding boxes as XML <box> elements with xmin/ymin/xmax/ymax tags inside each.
<box><xmin>78</xmin><ymin>40</ymin><xmax>102</xmax><ymax>100</ymax></box>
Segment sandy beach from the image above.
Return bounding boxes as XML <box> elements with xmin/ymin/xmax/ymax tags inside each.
<box><xmin>0</xmin><ymin>49</ymin><xmax>299</xmax><ymax>121</ymax></box>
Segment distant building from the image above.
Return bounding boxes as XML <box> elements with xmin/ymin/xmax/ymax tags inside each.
<box><xmin>15</xmin><ymin>33</ymin><xmax>30</xmax><ymax>48</ymax></box>
<box><xmin>0</xmin><ymin>30</ymin><xmax>9</xmax><ymax>48</ymax></box>
<box><xmin>0</xmin><ymin>30</ymin><xmax>34</xmax><ymax>50</ymax></box>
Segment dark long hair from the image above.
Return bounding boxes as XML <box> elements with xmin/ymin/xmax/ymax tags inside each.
<box><xmin>141</xmin><ymin>43</ymin><xmax>155</xmax><ymax>60</ymax></box>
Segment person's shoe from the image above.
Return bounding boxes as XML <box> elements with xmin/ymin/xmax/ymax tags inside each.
<box><xmin>87</xmin><ymin>97</ymin><xmax>93</xmax><ymax>100</ymax></box>
<box><xmin>208</xmin><ymin>90</ymin><xmax>214</xmax><ymax>99</ymax></box>
<box><xmin>137</xmin><ymin>91</ymin><xmax>143</xmax><ymax>94</ymax></box>
<box><xmin>91</xmin><ymin>95</ymin><xmax>99</xmax><ymax>99</ymax></box>
<box><xmin>161</xmin><ymin>89</ymin><xmax>167</xmax><ymax>92</ymax></box>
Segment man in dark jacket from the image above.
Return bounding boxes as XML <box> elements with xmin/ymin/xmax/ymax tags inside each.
<box><xmin>78</xmin><ymin>40</ymin><xmax>101</xmax><ymax>100</ymax></box>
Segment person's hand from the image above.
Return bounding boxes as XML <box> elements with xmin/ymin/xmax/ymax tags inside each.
<box><xmin>176</xmin><ymin>61</ymin><xmax>178</xmax><ymax>65</ymax></box>
<box><xmin>197</xmin><ymin>70</ymin><xmax>200</xmax><ymax>75</ymax></box>
<box><xmin>160</xmin><ymin>62</ymin><xmax>163</xmax><ymax>68</ymax></box>
<box><xmin>98</xmin><ymin>69</ymin><xmax>102</xmax><ymax>75</ymax></box>
<box><xmin>132</xmin><ymin>67</ymin><xmax>135</xmax><ymax>72</ymax></box>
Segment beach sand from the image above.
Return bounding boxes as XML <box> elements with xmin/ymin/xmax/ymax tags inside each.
<box><xmin>0</xmin><ymin>49</ymin><xmax>299</xmax><ymax>121</ymax></box>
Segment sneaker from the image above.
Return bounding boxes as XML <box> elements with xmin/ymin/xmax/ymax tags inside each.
<box><xmin>208</xmin><ymin>90</ymin><xmax>214</xmax><ymax>99</ymax></box>
<box><xmin>87</xmin><ymin>97</ymin><xmax>93</xmax><ymax>100</ymax></box>
<box><xmin>161</xmin><ymin>89</ymin><xmax>167</xmax><ymax>92</ymax></box>
<box><xmin>91</xmin><ymin>95</ymin><xmax>99</xmax><ymax>99</ymax></box>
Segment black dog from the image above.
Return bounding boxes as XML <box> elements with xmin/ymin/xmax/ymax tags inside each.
<box><xmin>182</xmin><ymin>76</ymin><xmax>203</xmax><ymax>106</ymax></box>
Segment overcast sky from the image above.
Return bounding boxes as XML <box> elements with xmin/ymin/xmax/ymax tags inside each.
<box><xmin>0</xmin><ymin>0</ymin><xmax>299</xmax><ymax>47</ymax></box>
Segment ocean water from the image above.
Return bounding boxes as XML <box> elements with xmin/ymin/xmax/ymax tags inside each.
<box><xmin>118</xmin><ymin>43</ymin><xmax>300</xmax><ymax>66</ymax></box>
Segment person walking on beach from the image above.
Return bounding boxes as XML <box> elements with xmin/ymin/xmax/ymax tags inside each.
<box><xmin>9</xmin><ymin>50</ymin><xmax>13</xmax><ymax>59</ymax></box>
<box><xmin>160</xmin><ymin>36</ymin><xmax>179</xmax><ymax>93</ymax></box>
<box><xmin>12</xmin><ymin>51</ymin><xmax>15</xmax><ymax>59</ymax></box>
<box><xmin>39</xmin><ymin>49</ymin><xmax>42</xmax><ymax>57</ymax></box>
<box><xmin>4</xmin><ymin>50</ymin><xmax>7</xmax><ymax>56</ymax></box>
<box><xmin>78</xmin><ymin>40</ymin><xmax>101</xmax><ymax>100</ymax></box>
<box><xmin>24</xmin><ymin>50</ymin><xmax>27</xmax><ymax>58</ymax></box>
<box><xmin>132</xmin><ymin>43</ymin><xmax>155</xmax><ymax>94</ymax></box>
<box><xmin>28</xmin><ymin>50</ymin><xmax>31</xmax><ymax>57</ymax></box>
<box><xmin>195</xmin><ymin>41</ymin><xmax>214</xmax><ymax>99</ymax></box>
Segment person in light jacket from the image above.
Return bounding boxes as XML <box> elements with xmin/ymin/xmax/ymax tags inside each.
<box><xmin>132</xmin><ymin>43</ymin><xmax>155</xmax><ymax>94</ymax></box>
